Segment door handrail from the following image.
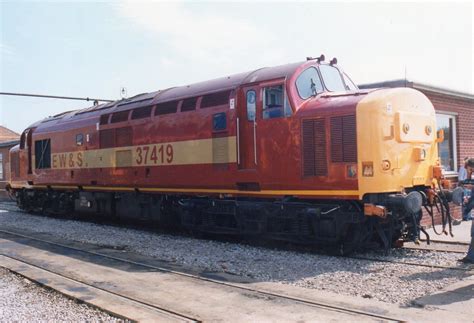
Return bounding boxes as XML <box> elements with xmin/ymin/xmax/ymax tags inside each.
<box><xmin>236</xmin><ymin>117</ymin><xmax>240</xmax><ymax>165</ymax></box>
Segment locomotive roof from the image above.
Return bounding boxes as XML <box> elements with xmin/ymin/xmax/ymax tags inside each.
<box><xmin>30</xmin><ymin>61</ymin><xmax>305</xmax><ymax>131</ymax></box>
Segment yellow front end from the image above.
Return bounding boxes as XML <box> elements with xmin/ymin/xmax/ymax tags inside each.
<box><xmin>356</xmin><ymin>88</ymin><xmax>438</xmax><ymax>199</ymax></box>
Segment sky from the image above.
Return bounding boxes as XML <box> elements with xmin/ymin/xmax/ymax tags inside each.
<box><xmin>0</xmin><ymin>1</ymin><xmax>472</xmax><ymax>134</ymax></box>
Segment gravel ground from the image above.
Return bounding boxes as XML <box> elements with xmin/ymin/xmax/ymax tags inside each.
<box><xmin>0</xmin><ymin>201</ymin><xmax>471</xmax><ymax>305</ymax></box>
<box><xmin>0</xmin><ymin>267</ymin><xmax>122</xmax><ymax>322</ymax></box>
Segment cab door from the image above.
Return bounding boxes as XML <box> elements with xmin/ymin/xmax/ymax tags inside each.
<box><xmin>237</xmin><ymin>86</ymin><xmax>258</xmax><ymax>170</ymax></box>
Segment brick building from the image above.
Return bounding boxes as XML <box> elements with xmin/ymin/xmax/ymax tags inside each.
<box><xmin>0</xmin><ymin>126</ymin><xmax>20</xmax><ymax>195</ymax></box>
<box><xmin>360</xmin><ymin>80</ymin><xmax>474</xmax><ymax>225</ymax></box>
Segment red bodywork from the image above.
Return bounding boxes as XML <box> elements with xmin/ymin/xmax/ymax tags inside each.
<box><xmin>10</xmin><ymin>61</ymin><xmax>370</xmax><ymax>200</ymax></box>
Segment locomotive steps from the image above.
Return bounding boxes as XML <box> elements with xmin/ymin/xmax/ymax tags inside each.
<box><xmin>1</xmin><ymin>228</ymin><xmax>472</xmax><ymax>322</ymax></box>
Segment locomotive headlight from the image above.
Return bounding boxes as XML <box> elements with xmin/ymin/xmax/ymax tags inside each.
<box><xmin>425</xmin><ymin>125</ymin><xmax>432</xmax><ymax>135</ymax></box>
<box><xmin>420</xmin><ymin>148</ymin><xmax>427</xmax><ymax>160</ymax></box>
<box><xmin>381</xmin><ymin>160</ymin><xmax>391</xmax><ymax>171</ymax></box>
<box><xmin>402</xmin><ymin>123</ymin><xmax>410</xmax><ymax>134</ymax></box>
<box><xmin>413</xmin><ymin>147</ymin><xmax>427</xmax><ymax>161</ymax></box>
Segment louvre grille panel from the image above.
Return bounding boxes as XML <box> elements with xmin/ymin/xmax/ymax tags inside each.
<box><xmin>302</xmin><ymin>120</ymin><xmax>315</xmax><ymax>176</ymax></box>
<box><xmin>330</xmin><ymin>117</ymin><xmax>344</xmax><ymax>162</ymax></box>
<box><xmin>302</xmin><ymin>119</ymin><xmax>328</xmax><ymax>177</ymax></box>
<box><xmin>342</xmin><ymin>115</ymin><xmax>357</xmax><ymax>162</ymax></box>
<box><xmin>99</xmin><ymin>129</ymin><xmax>115</xmax><ymax>148</ymax></box>
<box><xmin>115</xmin><ymin>127</ymin><xmax>133</xmax><ymax>147</ymax></box>
<box><xmin>330</xmin><ymin>115</ymin><xmax>357</xmax><ymax>163</ymax></box>
<box><xmin>313</xmin><ymin>119</ymin><xmax>328</xmax><ymax>176</ymax></box>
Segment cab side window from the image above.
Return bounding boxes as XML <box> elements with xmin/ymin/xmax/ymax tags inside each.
<box><xmin>262</xmin><ymin>84</ymin><xmax>292</xmax><ymax>119</ymax></box>
<box><xmin>246</xmin><ymin>90</ymin><xmax>256</xmax><ymax>121</ymax></box>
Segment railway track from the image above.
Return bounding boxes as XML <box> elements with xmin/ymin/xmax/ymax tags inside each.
<box><xmin>1</xmin><ymin>253</ymin><xmax>198</xmax><ymax>322</ymax></box>
<box><xmin>349</xmin><ymin>254</ymin><xmax>471</xmax><ymax>272</ymax></box>
<box><xmin>0</xmin><ymin>228</ymin><xmax>404</xmax><ymax>322</ymax></box>
<box><xmin>403</xmin><ymin>242</ymin><xmax>468</xmax><ymax>254</ymax></box>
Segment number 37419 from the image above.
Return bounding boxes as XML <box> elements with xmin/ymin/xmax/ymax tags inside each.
<box><xmin>135</xmin><ymin>144</ymin><xmax>173</xmax><ymax>165</ymax></box>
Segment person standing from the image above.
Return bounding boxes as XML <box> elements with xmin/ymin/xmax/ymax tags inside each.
<box><xmin>459</xmin><ymin>158</ymin><xmax>474</xmax><ymax>264</ymax></box>
<box><xmin>459</xmin><ymin>157</ymin><xmax>472</xmax><ymax>221</ymax></box>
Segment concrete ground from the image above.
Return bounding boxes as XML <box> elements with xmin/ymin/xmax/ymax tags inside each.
<box><xmin>414</xmin><ymin>220</ymin><xmax>474</xmax><ymax>316</ymax></box>
<box><xmin>424</xmin><ymin>219</ymin><xmax>472</xmax><ymax>244</ymax></box>
<box><xmin>0</xmin><ymin>229</ymin><xmax>472</xmax><ymax>322</ymax></box>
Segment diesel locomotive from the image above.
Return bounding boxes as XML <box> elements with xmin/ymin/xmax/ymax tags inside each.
<box><xmin>7</xmin><ymin>56</ymin><xmax>463</xmax><ymax>252</ymax></box>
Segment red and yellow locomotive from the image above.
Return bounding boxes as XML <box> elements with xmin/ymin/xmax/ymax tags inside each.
<box><xmin>8</xmin><ymin>57</ymin><xmax>462</xmax><ymax>252</ymax></box>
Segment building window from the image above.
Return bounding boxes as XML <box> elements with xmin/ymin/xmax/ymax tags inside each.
<box><xmin>0</xmin><ymin>153</ymin><xmax>3</xmax><ymax>180</ymax></box>
<box><xmin>436</xmin><ymin>113</ymin><xmax>457</xmax><ymax>172</ymax></box>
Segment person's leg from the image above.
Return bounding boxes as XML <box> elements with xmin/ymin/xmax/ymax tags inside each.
<box><xmin>467</xmin><ymin>220</ymin><xmax>474</xmax><ymax>261</ymax></box>
<box><xmin>463</xmin><ymin>188</ymin><xmax>474</xmax><ymax>220</ymax></box>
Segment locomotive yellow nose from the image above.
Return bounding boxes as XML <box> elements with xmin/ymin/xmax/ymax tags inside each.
<box><xmin>355</xmin><ymin>88</ymin><xmax>437</xmax><ymax>198</ymax></box>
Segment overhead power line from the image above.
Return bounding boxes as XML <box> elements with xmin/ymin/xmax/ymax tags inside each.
<box><xmin>0</xmin><ymin>91</ymin><xmax>115</xmax><ymax>103</ymax></box>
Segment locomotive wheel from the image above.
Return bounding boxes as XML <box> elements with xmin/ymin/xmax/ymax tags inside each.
<box><xmin>339</xmin><ymin>223</ymin><xmax>364</xmax><ymax>255</ymax></box>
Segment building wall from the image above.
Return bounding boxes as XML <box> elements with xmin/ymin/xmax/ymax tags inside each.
<box><xmin>421</xmin><ymin>90</ymin><xmax>474</xmax><ymax>168</ymax></box>
<box><xmin>0</xmin><ymin>145</ymin><xmax>14</xmax><ymax>191</ymax></box>
<box><xmin>418</xmin><ymin>89</ymin><xmax>473</xmax><ymax>226</ymax></box>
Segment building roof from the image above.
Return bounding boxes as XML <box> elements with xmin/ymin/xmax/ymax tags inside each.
<box><xmin>0</xmin><ymin>139</ymin><xmax>19</xmax><ymax>148</ymax></box>
<box><xmin>0</xmin><ymin>126</ymin><xmax>20</xmax><ymax>143</ymax></box>
<box><xmin>359</xmin><ymin>79</ymin><xmax>474</xmax><ymax>101</ymax></box>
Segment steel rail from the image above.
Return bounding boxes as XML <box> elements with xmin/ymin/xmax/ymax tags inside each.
<box><xmin>348</xmin><ymin>255</ymin><xmax>470</xmax><ymax>271</ymax></box>
<box><xmin>0</xmin><ymin>253</ymin><xmax>199</xmax><ymax>322</ymax></box>
<box><xmin>420</xmin><ymin>239</ymin><xmax>470</xmax><ymax>246</ymax></box>
<box><xmin>403</xmin><ymin>245</ymin><xmax>467</xmax><ymax>254</ymax></box>
<box><xmin>0</xmin><ymin>229</ymin><xmax>403</xmax><ymax>322</ymax></box>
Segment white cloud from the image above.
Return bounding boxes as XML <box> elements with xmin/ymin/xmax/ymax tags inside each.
<box><xmin>114</xmin><ymin>1</ymin><xmax>473</xmax><ymax>94</ymax></box>
<box><xmin>116</xmin><ymin>1</ymin><xmax>280</xmax><ymax>74</ymax></box>
<box><xmin>0</xmin><ymin>42</ymin><xmax>14</xmax><ymax>57</ymax></box>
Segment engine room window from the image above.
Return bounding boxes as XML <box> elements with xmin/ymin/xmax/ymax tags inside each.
<box><xmin>436</xmin><ymin>113</ymin><xmax>457</xmax><ymax>172</ymax></box>
<box><xmin>131</xmin><ymin>106</ymin><xmax>152</xmax><ymax>119</ymax></box>
<box><xmin>213</xmin><ymin>112</ymin><xmax>227</xmax><ymax>131</ymax></box>
<box><xmin>296</xmin><ymin>67</ymin><xmax>324</xmax><ymax>99</ymax></box>
<box><xmin>319</xmin><ymin>65</ymin><xmax>346</xmax><ymax>92</ymax></box>
<box><xmin>201</xmin><ymin>90</ymin><xmax>231</xmax><ymax>109</ymax></box>
<box><xmin>99</xmin><ymin>114</ymin><xmax>110</xmax><ymax>125</ymax></box>
<box><xmin>262</xmin><ymin>85</ymin><xmax>292</xmax><ymax>119</ymax></box>
<box><xmin>35</xmin><ymin>139</ymin><xmax>51</xmax><ymax>169</ymax></box>
<box><xmin>246</xmin><ymin>90</ymin><xmax>256</xmax><ymax>121</ymax></box>
<box><xmin>76</xmin><ymin>134</ymin><xmax>83</xmax><ymax>146</ymax></box>
<box><xmin>111</xmin><ymin>110</ymin><xmax>130</xmax><ymax>123</ymax></box>
<box><xmin>181</xmin><ymin>97</ymin><xmax>197</xmax><ymax>112</ymax></box>
<box><xmin>155</xmin><ymin>100</ymin><xmax>178</xmax><ymax>115</ymax></box>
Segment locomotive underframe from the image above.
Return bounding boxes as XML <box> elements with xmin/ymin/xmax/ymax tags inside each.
<box><xmin>13</xmin><ymin>188</ymin><xmax>433</xmax><ymax>253</ymax></box>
